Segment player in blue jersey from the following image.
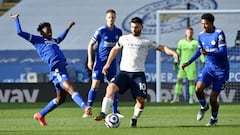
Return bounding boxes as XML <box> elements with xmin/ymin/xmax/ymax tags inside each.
<box><xmin>82</xmin><ymin>9</ymin><xmax>123</xmax><ymax>118</ymax></box>
<box><xmin>10</xmin><ymin>14</ymin><xmax>92</xmax><ymax>126</ymax></box>
<box><xmin>182</xmin><ymin>13</ymin><xmax>229</xmax><ymax>126</ymax></box>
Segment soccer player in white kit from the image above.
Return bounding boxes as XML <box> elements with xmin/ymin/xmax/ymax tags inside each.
<box><xmin>94</xmin><ymin>17</ymin><xmax>179</xmax><ymax>127</ymax></box>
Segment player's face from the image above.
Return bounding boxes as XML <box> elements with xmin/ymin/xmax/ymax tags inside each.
<box><xmin>185</xmin><ymin>29</ymin><xmax>193</xmax><ymax>39</ymax></box>
<box><xmin>106</xmin><ymin>12</ymin><xmax>116</xmax><ymax>27</ymax></box>
<box><xmin>201</xmin><ymin>19</ymin><xmax>213</xmax><ymax>33</ymax></box>
<box><xmin>41</xmin><ymin>26</ymin><xmax>52</xmax><ymax>39</ymax></box>
<box><xmin>130</xmin><ymin>22</ymin><xmax>143</xmax><ymax>36</ymax></box>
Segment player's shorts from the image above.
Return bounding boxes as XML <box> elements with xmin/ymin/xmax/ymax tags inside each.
<box><xmin>111</xmin><ymin>71</ymin><xmax>147</xmax><ymax>99</ymax></box>
<box><xmin>49</xmin><ymin>66</ymin><xmax>69</xmax><ymax>92</ymax></box>
<box><xmin>197</xmin><ymin>67</ymin><xmax>229</xmax><ymax>93</ymax></box>
<box><xmin>177</xmin><ymin>67</ymin><xmax>197</xmax><ymax>80</ymax></box>
<box><xmin>92</xmin><ymin>60</ymin><xmax>116</xmax><ymax>81</ymax></box>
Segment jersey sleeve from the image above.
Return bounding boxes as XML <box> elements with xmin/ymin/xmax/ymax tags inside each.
<box><xmin>116</xmin><ymin>36</ymin><xmax>124</xmax><ymax>48</ymax></box>
<box><xmin>208</xmin><ymin>31</ymin><xmax>227</xmax><ymax>57</ymax></box>
<box><xmin>148</xmin><ymin>39</ymin><xmax>158</xmax><ymax>49</ymax></box>
<box><xmin>14</xmin><ymin>18</ymin><xmax>42</xmax><ymax>45</ymax></box>
<box><xmin>91</xmin><ymin>27</ymin><xmax>102</xmax><ymax>43</ymax></box>
<box><xmin>56</xmin><ymin>29</ymin><xmax>69</xmax><ymax>44</ymax></box>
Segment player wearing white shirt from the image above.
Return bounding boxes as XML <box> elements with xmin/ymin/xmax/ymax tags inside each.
<box><xmin>118</xmin><ymin>34</ymin><xmax>158</xmax><ymax>72</ymax></box>
<box><xmin>94</xmin><ymin>17</ymin><xmax>179</xmax><ymax>128</ymax></box>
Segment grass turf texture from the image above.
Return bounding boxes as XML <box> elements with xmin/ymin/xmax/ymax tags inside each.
<box><xmin>0</xmin><ymin>102</ymin><xmax>239</xmax><ymax>135</ymax></box>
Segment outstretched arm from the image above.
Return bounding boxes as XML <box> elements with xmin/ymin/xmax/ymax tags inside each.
<box><xmin>181</xmin><ymin>48</ymin><xmax>201</xmax><ymax>70</ymax></box>
<box><xmin>56</xmin><ymin>21</ymin><xmax>75</xmax><ymax>44</ymax></box>
<box><xmin>156</xmin><ymin>45</ymin><xmax>179</xmax><ymax>63</ymax></box>
<box><xmin>10</xmin><ymin>14</ymin><xmax>32</xmax><ymax>41</ymax></box>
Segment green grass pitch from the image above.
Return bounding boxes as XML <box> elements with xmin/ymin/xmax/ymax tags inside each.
<box><xmin>0</xmin><ymin>102</ymin><xmax>239</xmax><ymax>135</ymax></box>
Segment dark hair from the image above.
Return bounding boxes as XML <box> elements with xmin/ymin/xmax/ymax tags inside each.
<box><xmin>186</xmin><ymin>27</ymin><xmax>193</xmax><ymax>31</ymax></box>
<box><xmin>131</xmin><ymin>17</ymin><xmax>143</xmax><ymax>25</ymax></box>
<box><xmin>106</xmin><ymin>9</ymin><xmax>116</xmax><ymax>14</ymax></box>
<box><xmin>201</xmin><ymin>13</ymin><xmax>215</xmax><ymax>22</ymax></box>
<box><xmin>37</xmin><ymin>22</ymin><xmax>51</xmax><ymax>32</ymax></box>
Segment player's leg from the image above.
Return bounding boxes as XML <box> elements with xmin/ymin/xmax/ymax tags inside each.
<box><xmin>188</xmin><ymin>80</ymin><xmax>195</xmax><ymax>104</ymax></box>
<box><xmin>94</xmin><ymin>83</ymin><xmax>119</xmax><ymax>121</ymax></box>
<box><xmin>130</xmin><ymin>96</ymin><xmax>145</xmax><ymax>128</ymax></box>
<box><xmin>87</xmin><ymin>69</ymin><xmax>103</xmax><ymax>107</ymax></box>
<box><xmin>87</xmin><ymin>81</ymin><xmax>100</xmax><ymax>107</ymax></box>
<box><xmin>171</xmin><ymin>70</ymin><xmax>186</xmax><ymax>103</ymax></box>
<box><xmin>195</xmin><ymin>70</ymin><xmax>211</xmax><ymax>121</ymax></box>
<box><xmin>171</xmin><ymin>78</ymin><xmax>183</xmax><ymax>103</ymax></box>
<box><xmin>95</xmin><ymin>71</ymin><xmax>129</xmax><ymax>121</ymax></box>
<box><xmin>187</xmin><ymin>67</ymin><xmax>197</xmax><ymax>104</ymax></box>
<box><xmin>62</xmin><ymin>80</ymin><xmax>85</xmax><ymax>108</ymax></box>
<box><xmin>206</xmin><ymin>78</ymin><xmax>226</xmax><ymax>126</ymax></box>
<box><xmin>83</xmin><ymin>79</ymin><xmax>101</xmax><ymax>118</ymax></box>
<box><xmin>106</xmin><ymin>68</ymin><xmax>123</xmax><ymax>117</ymax></box>
<box><xmin>130</xmin><ymin>72</ymin><xmax>147</xmax><ymax>128</ymax></box>
<box><xmin>33</xmin><ymin>71</ymin><xmax>67</xmax><ymax>126</ymax></box>
<box><xmin>53</xmin><ymin>67</ymin><xmax>91</xmax><ymax>116</ymax></box>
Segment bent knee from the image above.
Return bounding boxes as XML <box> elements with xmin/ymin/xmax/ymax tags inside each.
<box><xmin>105</xmin><ymin>83</ymin><xmax>119</xmax><ymax>98</ymax></box>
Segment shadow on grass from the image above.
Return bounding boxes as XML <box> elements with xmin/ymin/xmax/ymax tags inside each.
<box><xmin>132</xmin><ymin>124</ymin><xmax>240</xmax><ymax>128</ymax></box>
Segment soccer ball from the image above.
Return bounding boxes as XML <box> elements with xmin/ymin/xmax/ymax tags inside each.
<box><xmin>105</xmin><ymin>113</ymin><xmax>120</xmax><ymax>128</ymax></box>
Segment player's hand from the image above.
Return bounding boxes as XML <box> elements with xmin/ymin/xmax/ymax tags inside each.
<box><xmin>181</xmin><ymin>62</ymin><xmax>190</xmax><ymax>71</ymax></box>
<box><xmin>172</xmin><ymin>53</ymin><xmax>179</xmax><ymax>63</ymax></box>
<box><xmin>9</xmin><ymin>14</ymin><xmax>19</xmax><ymax>19</ymax></box>
<box><xmin>102</xmin><ymin>64</ymin><xmax>110</xmax><ymax>75</ymax></box>
<box><xmin>67</xmin><ymin>21</ymin><xmax>75</xmax><ymax>30</ymax></box>
<box><xmin>200</xmin><ymin>48</ymin><xmax>208</xmax><ymax>55</ymax></box>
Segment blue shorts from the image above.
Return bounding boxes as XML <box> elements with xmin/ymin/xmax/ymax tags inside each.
<box><xmin>92</xmin><ymin>60</ymin><xmax>116</xmax><ymax>81</ymax></box>
<box><xmin>49</xmin><ymin>66</ymin><xmax>69</xmax><ymax>92</ymax></box>
<box><xmin>111</xmin><ymin>71</ymin><xmax>147</xmax><ymax>99</ymax></box>
<box><xmin>197</xmin><ymin>67</ymin><xmax>229</xmax><ymax>93</ymax></box>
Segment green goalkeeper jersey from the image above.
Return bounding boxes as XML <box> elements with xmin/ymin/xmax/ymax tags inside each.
<box><xmin>176</xmin><ymin>38</ymin><xmax>205</xmax><ymax>69</ymax></box>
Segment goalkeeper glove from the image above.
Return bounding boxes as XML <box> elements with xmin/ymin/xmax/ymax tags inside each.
<box><xmin>173</xmin><ymin>62</ymin><xmax>179</xmax><ymax>73</ymax></box>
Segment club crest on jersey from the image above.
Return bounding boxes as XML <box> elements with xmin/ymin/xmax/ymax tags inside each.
<box><xmin>122</xmin><ymin>0</ymin><xmax>217</xmax><ymax>34</ymax></box>
<box><xmin>211</xmin><ymin>40</ymin><xmax>216</xmax><ymax>45</ymax></box>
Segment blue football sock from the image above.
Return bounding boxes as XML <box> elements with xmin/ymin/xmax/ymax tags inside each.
<box><xmin>40</xmin><ymin>98</ymin><xmax>58</xmax><ymax>117</ymax></box>
<box><xmin>199</xmin><ymin>98</ymin><xmax>207</xmax><ymax>109</ymax></box>
<box><xmin>87</xmin><ymin>88</ymin><xmax>97</xmax><ymax>106</ymax></box>
<box><xmin>72</xmin><ymin>92</ymin><xmax>86</xmax><ymax>110</ymax></box>
<box><xmin>112</xmin><ymin>93</ymin><xmax>119</xmax><ymax>113</ymax></box>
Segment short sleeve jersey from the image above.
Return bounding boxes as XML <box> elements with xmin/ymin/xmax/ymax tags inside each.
<box><xmin>117</xmin><ymin>34</ymin><xmax>158</xmax><ymax>72</ymax></box>
<box><xmin>91</xmin><ymin>25</ymin><xmax>122</xmax><ymax>62</ymax></box>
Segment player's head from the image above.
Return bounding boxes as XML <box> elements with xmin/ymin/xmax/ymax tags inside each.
<box><xmin>37</xmin><ymin>22</ymin><xmax>52</xmax><ymax>39</ymax></box>
<box><xmin>185</xmin><ymin>27</ymin><xmax>194</xmax><ymax>39</ymax></box>
<box><xmin>201</xmin><ymin>13</ymin><xmax>214</xmax><ymax>33</ymax></box>
<box><xmin>130</xmin><ymin>17</ymin><xmax>143</xmax><ymax>36</ymax></box>
<box><xmin>106</xmin><ymin>9</ymin><xmax>116</xmax><ymax>27</ymax></box>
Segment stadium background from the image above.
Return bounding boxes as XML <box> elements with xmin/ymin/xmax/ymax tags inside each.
<box><xmin>0</xmin><ymin>0</ymin><xmax>240</xmax><ymax>103</ymax></box>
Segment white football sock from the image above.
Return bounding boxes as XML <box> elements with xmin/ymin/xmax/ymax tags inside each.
<box><xmin>101</xmin><ymin>97</ymin><xmax>113</xmax><ymax>114</ymax></box>
<box><xmin>132</xmin><ymin>106</ymin><xmax>143</xmax><ymax>119</ymax></box>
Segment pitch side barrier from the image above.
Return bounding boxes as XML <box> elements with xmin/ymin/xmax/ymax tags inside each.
<box><xmin>0</xmin><ymin>83</ymin><xmax>239</xmax><ymax>103</ymax></box>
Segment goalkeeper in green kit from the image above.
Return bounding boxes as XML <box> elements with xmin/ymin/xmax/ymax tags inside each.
<box><xmin>171</xmin><ymin>27</ymin><xmax>205</xmax><ymax>104</ymax></box>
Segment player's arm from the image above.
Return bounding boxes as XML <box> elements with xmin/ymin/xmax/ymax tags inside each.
<box><xmin>56</xmin><ymin>21</ymin><xmax>75</xmax><ymax>44</ymax></box>
<box><xmin>87</xmin><ymin>40</ymin><xmax>96</xmax><ymax>70</ymax></box>
<box><xmin>156</xmin><ymin>45</ymin><xmax>179</xmax><ymax>63</ymax></box>
<box><xmin>10</xmin><ymin>14</ymin><xmax>32</xmax><ymax>41</ymax></box>
<box><xmin>102</xmin><ymin>45</ymin><xmax>121</xmax><ymax>75</ymax></box>
<box><xmin>182</xmin><ymin>48</ymin><xmax>201</xmax><ymax>70</ymax></box>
